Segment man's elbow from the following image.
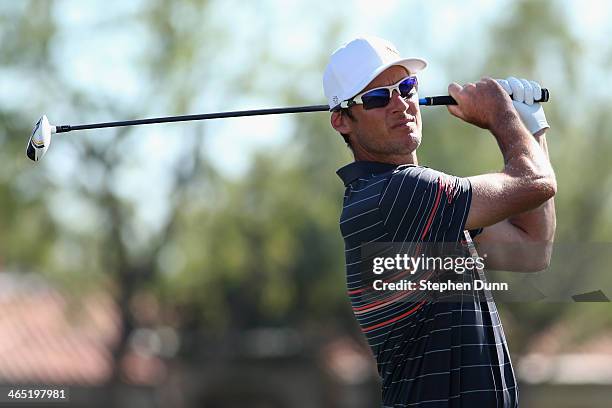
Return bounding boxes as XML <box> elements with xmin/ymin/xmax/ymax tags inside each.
<box><xmin>530</xmin><ymin>172</ymin><xmax>557</xmax><ymax>204</ymax></box>
<box><xmin>487</xmin><ymin>240</ymin><xmax>554</xmax><ymax>272</ymax></box>
<box><xmin>519</xmin><ymin>241</ymin><xmax>554</xmax><ymax>272</ymax></box>
<box><xmin>523</xmin><ymin>256</ymin><xmax>551</xmax><ymax>273</ymax></box>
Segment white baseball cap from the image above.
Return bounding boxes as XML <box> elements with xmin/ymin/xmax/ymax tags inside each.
<box><xmin>323</xmin><ymin>36</ymin><xmax>427</xmax><ymax>110</ymax></box>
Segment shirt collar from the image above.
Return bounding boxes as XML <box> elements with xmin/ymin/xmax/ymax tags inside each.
<box><xmin>336</xmin><ymin>161</ymin><xmax>400</xmax><ymax>187</ymax></box>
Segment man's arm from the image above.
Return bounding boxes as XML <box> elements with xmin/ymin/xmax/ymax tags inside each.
<box><xmin>473</xmin><ymin>130</ymin><xmax>556</xmax><ymax>271</ymax></box>
<box><xmin>464</xmin><ymin>125</ymin><xmax>555</xmax><ymax>230</ymax></box>
<box><xmin>446</xmin><ymin>78</ymin><xmax>557</xmax><ymax>270</ymax></box>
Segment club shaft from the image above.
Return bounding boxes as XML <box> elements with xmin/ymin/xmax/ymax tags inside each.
<box><xmin>54</xmin><ymin>89</ymin><xmax>549</xmax><ymax>134</ymax></box>
<box><xmin>56</xmin><ymin>105</ymin><xmax>331</xmax><ymax>133</ymax></box>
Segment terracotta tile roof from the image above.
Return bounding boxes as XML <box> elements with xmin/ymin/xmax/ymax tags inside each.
<box><xmin>0</xmin><ymin>273</ymin><xmax>120</xmax><ymax>385</ymax></box>
<box><xmin>518</xmin><ymin>321</ymin><xmax>612</xmax><ymax>384</ymax></box>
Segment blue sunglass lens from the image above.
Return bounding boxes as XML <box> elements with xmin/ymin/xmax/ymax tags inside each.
<box><xmin>362</xmin><ymin>89</ymin><xmax>391</xmax><ymax>109</ymax></box>
<box><xmin>399</xmin><ymin>77</ymin><xmax>418</xmax><ymax>96</ymax></box>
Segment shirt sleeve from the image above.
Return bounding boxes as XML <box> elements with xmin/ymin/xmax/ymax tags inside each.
<box><xmin>378</xmin><ymin>166</ymin><xmax>472</xmax><ymax>242</ymax></box>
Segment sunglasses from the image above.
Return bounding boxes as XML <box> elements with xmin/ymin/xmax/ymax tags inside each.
<box><xmin>337</xmin><ymin>76</ymin><xmax>418</xmax><ymax>111</ymax></box>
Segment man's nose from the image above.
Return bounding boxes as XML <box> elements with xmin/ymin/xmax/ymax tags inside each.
<box><xmin>389</xmin><ymin>89</ymin><xmax>410</xmax><ymax>113</ymax></box>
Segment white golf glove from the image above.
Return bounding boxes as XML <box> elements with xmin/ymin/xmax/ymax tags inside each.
<box><xmin>497</xmin><ymin>77</ymin><xmax>549</xmax><ymax>135</ymax></box>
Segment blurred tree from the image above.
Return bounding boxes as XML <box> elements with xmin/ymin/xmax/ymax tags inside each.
<box><xmin>2</xmin><ymin>1</ymin><xmax>359</xmax><ymax>393</ymax></box>
<box><xmin>0</xmin><ymin>2</ymin><xmax>59</xmax><ymax>272</ymax></box>
<box><xmin>156</xmin><ymin>18</ymin><xmax>357</xmax><ymax>333</ymax></box>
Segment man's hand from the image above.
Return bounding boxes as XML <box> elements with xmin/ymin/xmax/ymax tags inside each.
<box><xmin>446</xmin><ymin>77</ymin><xmax>518</xmax><ymax>131</ymax></box>
<box><xmin>497</xmin><ymin>77</ymin><xmax>550</xmax><ymax>135</ymax></box>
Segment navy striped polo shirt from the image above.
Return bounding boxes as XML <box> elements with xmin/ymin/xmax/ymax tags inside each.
<box><xmin>337</xmin><ymin>161</ymin><xmax>518</xmax><ymax>408</ymax></box>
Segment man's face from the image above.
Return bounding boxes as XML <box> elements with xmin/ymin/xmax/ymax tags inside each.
<box><xmin>336</xmin><ymin>65</ymin><xmax>422</xmax><ymax>162</ymax></box>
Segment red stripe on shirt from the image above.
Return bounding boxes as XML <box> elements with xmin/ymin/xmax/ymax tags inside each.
<box><xmin>352</xmin><ymin>289</ymin><xmax>411</xmax><ymax>311</ymax></box>
<box><xmin>352</xmin><ymin>269</ymin><xmax>434</xmax><ymax>313</ymax></box>
<box><xmin>420</xmin><ymin>181</ymin><xmax>444</xmax><ymax>240</ymax></box>
<box><xmin>361</xmin><ymin>301</ymin><xmax>426</xmax><ymax>333</ymax></box>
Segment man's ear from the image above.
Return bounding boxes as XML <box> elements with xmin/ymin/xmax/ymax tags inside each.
<box><xmin>331</xmin><ymin>110</ymin><xmax>353</xmax><ymax>135</ymax></box>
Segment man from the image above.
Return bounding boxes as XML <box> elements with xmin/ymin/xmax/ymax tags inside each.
<box><xmin>323</xmin><ymin>36</ymin><xmax>556</xmax><ymax>407</ymax></box>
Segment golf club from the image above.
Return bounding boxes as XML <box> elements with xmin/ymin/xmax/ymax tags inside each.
<box><xmin>27</xmin><ymin>90</ymin><xmax>549</xmax><ymax>162</ymax></box>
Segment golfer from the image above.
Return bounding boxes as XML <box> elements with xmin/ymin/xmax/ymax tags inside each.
<box><xmin>324</xmin><ymin>36</ymin><xmax>556</xmax><ymax>407</ymax></box>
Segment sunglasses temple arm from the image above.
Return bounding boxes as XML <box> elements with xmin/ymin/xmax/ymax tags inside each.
<box><xmin>420</xmin><ymin>88</ymin><xmax>549</xmax><ymax>106</ymax></box>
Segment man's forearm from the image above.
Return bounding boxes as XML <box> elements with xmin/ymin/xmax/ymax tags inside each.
<box><xmin>507</xmin><ymin>132</ymin><xmax>556</xmax><ymax>241</ymax></box>
<box><xmin>492</xmin><ymin>115</ymin><xmax>554</xmax><ymax>180</ymax></box>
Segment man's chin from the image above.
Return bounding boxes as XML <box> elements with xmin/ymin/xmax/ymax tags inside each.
<box><xmin>395</xmin><ymin>130</ymin><xmax>421</xmax><ymax>151</ymax></box>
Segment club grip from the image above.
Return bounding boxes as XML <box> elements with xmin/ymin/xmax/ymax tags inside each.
<box><xmin>420</xmin><ymin>88</ymin><xmax>549</xmax><ymax>106</ymax></box>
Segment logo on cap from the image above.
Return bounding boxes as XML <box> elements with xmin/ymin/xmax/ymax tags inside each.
<box><xmin>385</xmin><ymin>45</ymin><xmax>398</xmax><ymax>55</ymax></box>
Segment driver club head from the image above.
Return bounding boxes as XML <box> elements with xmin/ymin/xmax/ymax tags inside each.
<box><xmin>27</xmin><ymin>115</ymin><xmax>54</xmax><ymax>162</ymax></box>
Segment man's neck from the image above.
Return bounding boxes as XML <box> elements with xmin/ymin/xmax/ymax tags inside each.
<box><xmin>354</xmin><ymin>150</ymin><xmax>418</xmax><ymax>166</ymax></box>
